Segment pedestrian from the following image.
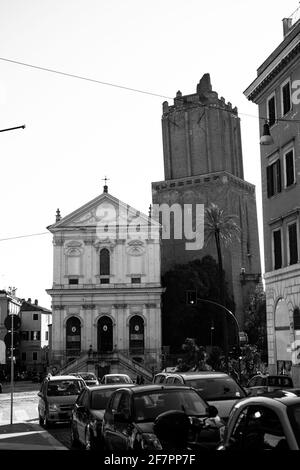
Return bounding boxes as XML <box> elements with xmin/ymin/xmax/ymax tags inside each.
<box><xmin>88</xmin><ymin>345</ymin><xmax>93</xmax><ymax>358</ymax></box>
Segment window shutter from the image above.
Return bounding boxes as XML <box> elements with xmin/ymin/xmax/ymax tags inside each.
<box><xmin>276</xmin><ymin>160</ymin><xmax>282</xmax><ymax>193</ymax></box>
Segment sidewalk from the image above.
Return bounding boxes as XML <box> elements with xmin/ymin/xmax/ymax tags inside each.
<box><xmin>0</xmin><ymin>422</ymin><xmax>67</xmax><ymax>450</ymax></box>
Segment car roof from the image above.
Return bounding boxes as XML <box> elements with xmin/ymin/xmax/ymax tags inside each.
<box><xmin>235</xmin><ymin>394</ymin><xmax>300</xmax><ymax>408</ymax></box>
<box><xmin>48</xmin><ymin>375</ymin><xmax>84</xmax><ymax>381</ymax></box>
<box><xmin>262</xmin><ymin>388</ymin><xmax>300</xmax><ymax>398</ymax></box>
<box><xmin>76</xmin><ymin>372</ymin><xmax>96</xmax><ymax>375</ymax></box>
<box><xmin>162</xmin><ymin>371</ymin><xmax>234</xmax><ymax>379</ymax></box>
<box><xmin>103</xmin><ymin>374</ymin><xmax>130</xmax><ymax>377</ymax></box>
<box><xmin>86</xmin><ymin>383</ymin><xmax>136</xmax><ymax>391</ymax></box>
<box><xmin>109</xmin><ymin>384</ymin><xmax>203</xmax><ymax>394</ymax></box>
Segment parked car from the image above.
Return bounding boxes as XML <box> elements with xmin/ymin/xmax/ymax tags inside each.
<box><xmin>218</xmin><ymin>394</ymin><xmax>300</xmax><ymax>450</ymax></box>
<box><xmin>70</xmin><ymin>383</ymin><xmax>136</xmax><ymax>450</ymax></box>
<box><xmin>72</xmin><ymin>372</ymin><xmax>99</xmax><ymax>386</ymax></box>
<box><xmin>153</xmin><ymin>371</ymin><xmax>246</xmax><ymax>421</ymax></box>
<box><xmin>101</xmin><ymin>374</ymin><xmax>133</xmax><ymax>385</ymax></box>
<box><xmin>38</xmin><ymin>375</ymin><xmax>85</xmax><ymax>427</ymax></box>
<box><xmin>245</xmin><ymin>374</ymin><xmax>294</xmax><ymax>396</ymax></box>
<box><xmin>102</xmin><ymin>384</ymin><xmax>223</xmax><ymax>452</ymax></box>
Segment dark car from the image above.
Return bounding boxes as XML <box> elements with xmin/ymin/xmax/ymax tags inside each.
<box><xmin>245</xmin><ymin>374</ymin><xmax>294</xmax><ymax>396</ymax></box>
<box><xmin>218</xmin><ymin>394</ymin><xmax>300</xmax><ymax>450</ymax></box>
<box><xmin>38</xmin><ymin>375</ymin><xmax>85</xmax><ymax>427</ymax></box>
<box><xmin>153</xmin><ymin>371</ymin><xmax>246</xmax><ymax>422</ymax></box>
<box><xmin>70</xmin><ymin>383</ymin><xmax>135</xmax><ymax>450</ymax></box>
<box><xmin>102</xmin><ymin>385</ymin><xmax>223</xmax><ymax>452</ymax></box>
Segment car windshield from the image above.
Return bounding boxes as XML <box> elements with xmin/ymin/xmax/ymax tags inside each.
<box><xmin>91</xmin><ymin>389</ymin><xmax>116</xmax><ymax>409</ymax></box>
<box><xmin>133</xmin><ymin>389</ymin><xmax>207</xmax><ymax>422</ymax></box>
<box><xmin>185</xmin><ymin>377</ymin><xmax>245</xmax><ymax>400</ymax></box>
<box><xmin>106</xmin><ymin>376</ymin><xmax>131</xmax><ymax>384</ymax></box>
<box><xmin>288</xmin><ymin>404</ymin><xmax>300</xmax><ymax>447</ymax></box>
<box><xmin>47</xmin><ymin>380</ymin><xmax>82</xmax><ymax>396</ymax></box>
<box><xmin>80</xmin><ymin>373</ymin><xmax>96</xmax><ymax>381</ymax></box>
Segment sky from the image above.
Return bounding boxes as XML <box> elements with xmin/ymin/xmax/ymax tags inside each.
<box><xmin>0</xmin><ymin>0</ymin><xmax>298</xmax><ymax>309</ymax></box>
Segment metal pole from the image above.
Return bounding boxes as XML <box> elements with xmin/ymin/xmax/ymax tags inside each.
<box><xmin>0</xmin><ymin>125</ymin><xmax>25</xmax><ymax>133</ymax></box>
<box><xmin>10</xmin><ymin>315</ymin><xmax>14</xmax><ymax>425</ymax></box>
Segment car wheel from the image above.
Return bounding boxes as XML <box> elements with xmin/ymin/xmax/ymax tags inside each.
<box><xmin>70</xmin><ymin>423</ymin><xmax>80</xmax><ymax>449</ymax></box>
<box><xmin>43</xmin><ymin>413</ymin><xmax>52</xmax><ymax>428</ymax></box>
<box><xmin>85</xmin><ymin>426</ymin><xmax>96</xmax><ymax>451</ymax></box>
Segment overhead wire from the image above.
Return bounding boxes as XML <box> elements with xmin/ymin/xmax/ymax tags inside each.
<box><xmin>1</xmin><ymin>56</ymin><xmax>299</xmax><ymax>124</ymax></box>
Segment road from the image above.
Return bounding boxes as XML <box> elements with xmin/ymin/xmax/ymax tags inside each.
<box><xmin>0</xmin><ymin>381</ymin><xmax>72</xmax><ymax>449</ymax></box>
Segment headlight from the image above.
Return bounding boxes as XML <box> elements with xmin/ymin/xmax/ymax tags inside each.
<box><xmin>141</xmin><ymin>433</ymin><xmax>162</xmax><ymax>450</ymax></box>
<box><xmin>48</xmin><ymin>404</ymin><xmax>59</xmax><ymax>411</ymax></box>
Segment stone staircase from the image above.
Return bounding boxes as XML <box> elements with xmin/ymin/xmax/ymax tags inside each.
<box><xmin>56</xmin><ymin>351</ymin><xmax>153</xmax><ymax>383</ymax></box>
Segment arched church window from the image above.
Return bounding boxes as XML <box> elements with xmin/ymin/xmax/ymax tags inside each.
<box><xmin>129</xmin><ymin>315</ymin><xmax>144</xmax><ymax>354</ymax></box>
<box><xmin>100</xmin><ymin>248</ymin><xmax>110</xmax><ymax>276</ymax></box>
<box><xmin>294</xmin><ymin>307</ymin><xmax>300</xmax><ymax>330</ymax></box>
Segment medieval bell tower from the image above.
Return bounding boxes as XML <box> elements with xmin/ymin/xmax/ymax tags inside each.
<box><xmin>152</xmin><ymin>74</ymin><xmax>261</xmax><ymax>327</ymax></box>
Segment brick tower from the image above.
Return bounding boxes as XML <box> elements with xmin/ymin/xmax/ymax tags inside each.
<box><xmin>152</xmin><ymin>74</ymin><xmax>261</xmax><ymax>327</ymax></box>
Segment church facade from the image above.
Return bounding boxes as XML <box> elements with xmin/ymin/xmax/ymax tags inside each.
<box><xmin>46</xmin><ymin>185</ymin><xmax>163</xmax><ymax>373</ymax></box>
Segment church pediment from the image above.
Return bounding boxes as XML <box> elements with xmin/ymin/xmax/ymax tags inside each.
<box><xmin>48</xmin><ymin>192</ymin><xmax>160</xmax><ymax>232</ymax></box>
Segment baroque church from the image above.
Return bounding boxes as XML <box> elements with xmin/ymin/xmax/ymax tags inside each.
<box><xmin>46</xmin><ymin>183</ymin><xmax>163</xmax><ymax>376</ymax></box>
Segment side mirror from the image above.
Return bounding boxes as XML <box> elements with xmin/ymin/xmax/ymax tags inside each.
<box><xmin>207</xmin><ymin>405</ymin><xmax>218</xmax><ymax>418</ymax></box>
<box><xmin>37</xmin><ymin>392</ymin><xmax>43</xmax><ymax>398</ymax></box>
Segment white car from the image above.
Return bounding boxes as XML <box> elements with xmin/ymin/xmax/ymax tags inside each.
<box><xmin>100</xmin><ymin>374</ymin><xmax>133</xmax><ymax>385</ymax></box>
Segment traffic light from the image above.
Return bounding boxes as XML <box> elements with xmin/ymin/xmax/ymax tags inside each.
<box><xmin>186</xmin><ymin>290</ymin><xmax>197</xmax><ymax>305</ymax></box>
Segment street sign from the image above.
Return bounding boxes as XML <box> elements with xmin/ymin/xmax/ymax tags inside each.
<box><xmin>4</xmin><ymin>332</ymin><xmax>20</xmax><ymax>347</ymax></box>
<box><xmin>4</xmin><ymin>314</ymin><xmax>21</xmax><ymax>331</ymax></box>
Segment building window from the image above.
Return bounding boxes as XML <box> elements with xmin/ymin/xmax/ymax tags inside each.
<box><xmin>284</xmin><ymin>149</ymin><xmax>295</xmax><ymax>187</ymax></box>
<box><xmin>31</xmin><ymin>331</ymin><xmax>41</xmax><ymax>341</ymax></box>
<box><xmin>32</xmin><ymin>352</ymin><xmax>38</xmax><ymax>361</ymax></box>
<box><xmin>33</xmin><ymin>313</ymin><xmax>38</xmax><ymax>320</ymax></box>
<box><xmin>21</xmin><ymin>331</ymin><xmax>29</xmax><ymax>341</ymax></box>
<box><xmin>100</xmin><ymin>248</ymin><xmax>110</xmax><ymax>275</ymax></box>
<box><xmin>281</xmin><ymin>79</ymin><xmax>291</xmax><ymax>115</ymax></box>
<box><xmin>267</xmin><ymin>160</ymin><xmax>281</xmax><ymax>197</ymax></box>
<box><xmin>288</xmin><ymin>222</ymin><xmax>298</xmax><ymax>265</ymax></box>
<box><xmin>45</xmin><ymin>331</ymin><xmax>48</xmax><ymax>341</ymax></box>
<box><xmin>294</xmin><ymin>308</ymin><xmax>300</xmax><ymax>330</ymax></box>
<box><xmin>267</xmin><ymin>93</ymin><xmax>276</xmax><ymax>127</ymax></box>
<box><xmin>131</xmin><ymin>277</ymin><xmax>141</xmax><ymax>284</ymax></box>
<box><xmin>21</xmin><ymin>352</ymin><xmax>26</xmax><ymax>361</ymax></box>
<box><xmin>273</xmin><ymin>229</ymin><xmax>282</xmax><ymax>270</ymax></box>
<box><xmin>100</xmin><ymin>278</ymin><xmax>110</xmax><ymax>284</ymax></box>
<box><xmin>69</xmin><ymin>278</ymin><xmax>79</xmax><ymax>285</ymax></box>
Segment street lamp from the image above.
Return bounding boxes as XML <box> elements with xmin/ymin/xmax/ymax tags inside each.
<box><xmin>196</xmin><ymin>298</ymin><xmax>241</xmax><ymax>377</ymax></box>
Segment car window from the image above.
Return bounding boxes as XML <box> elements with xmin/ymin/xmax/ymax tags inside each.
<box><xmin>77</xmin><ymin>389</ymin><xmax>87</xmax><ymax>406</ymax></box>
<box><xmin>133</xmin><ymin>389</ymin><xmax>207</xmax><ymax>422</ymax></box>
<box><xmin>117</xmin><ymin>392</ymin><xmax>131</xmax><ymax>415</ymax></box>
<box><xmin>166</xmin><ymin>376</ymin><xmax>175</xmax><ymax>384</ymax></box>
<box><xmin>185</xmin><ymin>376</ymin><xmax>245</xmax><ymax>400</ymax></box>
<box><xmin>91</xmin><ymin>389</ymin><xmax>116</xmax><ymax>410</ymax></box>
<box><xmin>230</xmin><ymin>405</ymin><xmax>287</xmax><ymax>450</ymax></box>
<box><xmin>154</xmin><ymin>375</ymin><xmax>165</xmax><ymax>384</ymax></box>
<box><xmin>110</xmin><ymin>391</ymin><xmax>122</xmax><ymax>412</ymax></box>
<box><xmin>255</xmin><ymin>376</ymin><xmax>264</xmax><ymax>386</ymax></box>
<box><xmin>174</xmin><ymin>377</ymin><xmax>183</xmax><ymax>385</ymax></box>
<box><xmin>81</xmin><ymin>390</ymin><xmax>90</xmax><ymax>408</ymax></box>
<box><xmin>80</xmin><ymin>373</ymin><xmax>96</xmax><ymax>381</ymax></box>
<box><xmin>247</xmin><ymin>377</ymin><xmax>257</xmax><ymax>387</ymax></box>
<box><xmin>46</xmin><ymin>379</ymin><xmax>82</xmax><ymax>396</ymax></box>
<box><xmin>288</xmin><ymin>404</ymin><xmax>300</xmax><ymax>447</ymax></box>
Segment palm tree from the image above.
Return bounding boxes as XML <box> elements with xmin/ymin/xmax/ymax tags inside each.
<box><xmin>204</xmin><ymin>203</ymin><xmax>241</xmax><ymax>305</ymax></box>
<box><xmin>204</xmin><ymin>203</ymin><xmax>241</xmax><ymax>372</ymax></box>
